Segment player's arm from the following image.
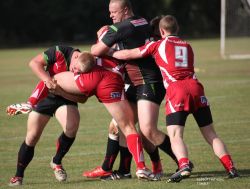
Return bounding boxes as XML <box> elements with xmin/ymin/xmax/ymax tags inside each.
<box><xmin>112</xmin><ymin>48</ymin><xmax>142</xmax><ymax>60</ymax></box>
<box><xmin>29</xmin><ymin>53</ymin><xmax>54</xmax><ymax>88</ymax></box>
<box><xmin>91</xmin><ymin>39</ymin><xmax>111</xmax><ymax>56</ymax></box>
<box><xmin>91</xmin><ymin>25</ymin><xmax>115</xmax><ymax>56</ymax></box>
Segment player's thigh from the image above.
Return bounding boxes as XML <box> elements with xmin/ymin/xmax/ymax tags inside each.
<box><xmin>55</xmin><ymin>105</ymin><xmax>80</xmax><ymax>136</ymax></box>
<box><xmin>54</xmin><ymin>71</ymin><xmax>82</xmax><ymax>94</ymax></box>
<box><xmin>103</xmin><ymin>100</ymin><xmax>136</xmax><ymax>136</ymax></box>
<box><xmin>137</xmin><ymin>99</ymin><xmax>160</xmax><ymax>133</ymax></box>
<box><xmin>167</xmin><ymin>125</ymin><xmax>185</xmax><ymax>139</ymax></box>
<box><xmin>26</xmin><ymin>111</ymin><xmax>50</xmax><ymax>145</ymax></box>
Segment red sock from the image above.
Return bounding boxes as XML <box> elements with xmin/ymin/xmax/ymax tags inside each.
<box><xmin>126</xmin><ymin>134</ymin><xmax>145</xmax><ymax>169</ymax></box>
<box><xmin>28</xmin><ymin>81</ymin><xmax>48</xmax><ymax>107</ymax></box>
<box><xmin>220</xmin><ymin>154</ymin><xmax>234</xmax><ymax>171</ymax></box>
<box><xmin>178</xmin><ymin>157</ymin><xmax>190</xmax><ymax>169</ymax></box>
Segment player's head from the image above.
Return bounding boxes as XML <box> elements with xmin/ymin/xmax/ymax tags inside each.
<box><xmin>73</xmin><ymin>52</ymin><xmax>96</xmax><ymax>73</ymax></box>
<box><xmin>109</xmin><ymin>0</ymin><xmax>134</xmax><ymax>23</ymax></box>
<box><xmin>159</xmin><ymin>15</ymin><xmax>179</xmax><ymax>37</ymax></box>
<box><xmin>150</xmin><ymin>15</ymin><xmax>164</xmax><ymax>40</ymax></box>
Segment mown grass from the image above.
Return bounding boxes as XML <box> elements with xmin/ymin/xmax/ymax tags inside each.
<box><xmin>0</xmin><ymin>40</ymin><xmax>250</xmax><ymax>189</ymax></box>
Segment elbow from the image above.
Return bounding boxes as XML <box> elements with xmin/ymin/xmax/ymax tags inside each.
<box><xmin>90</xmin><ymin>46</ymin><xmax>100</xmax><ymax>56</ymax></box>
<box><xmin>29</xmin><ymin>60</ymin><xmax>35</xmax><ymax>70</ymax></box>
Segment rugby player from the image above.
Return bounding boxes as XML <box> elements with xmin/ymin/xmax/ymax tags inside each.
<box><xmin>84</xmin><ymin>0</ymin><xmax>178</xmax><ymax>181</ymax></box>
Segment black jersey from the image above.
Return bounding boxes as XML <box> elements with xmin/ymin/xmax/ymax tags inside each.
<box><xmin>43</xmin><ymin>45</ymin><xmax>80</xmax><ymax>76</ymax></box>
<box><xmin>102</xmin><ymin>16</ymin><xmax>163</xmax><ymax>86</ymax></box>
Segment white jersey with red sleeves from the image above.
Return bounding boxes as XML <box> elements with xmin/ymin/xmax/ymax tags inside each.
<box><xmin>139</xmin><ymin>35</ymin><xmax>196</xmax><ymax>89</ymax></box>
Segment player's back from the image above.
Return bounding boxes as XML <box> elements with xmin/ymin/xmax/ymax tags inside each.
<box><xmin>155</xmin><ymin>36</ymin><xmax>195</xmax><ymax>82</ymax></box>
<box><xmin>44</xmin><ymin>45</ymin><xmax>79</xmax><ymax>76</ymax></box>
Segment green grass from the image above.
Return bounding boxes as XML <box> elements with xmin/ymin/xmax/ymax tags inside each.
<box><xmin>0</xmin><ymin>40</ymin><xmax>250</xmax><ymax>189</ymax></box>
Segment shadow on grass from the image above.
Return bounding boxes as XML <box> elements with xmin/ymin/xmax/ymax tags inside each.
<box><xmin>163</xmin><ymin>169</ymin><xmax>250</xmax><ymax>179</ymax></box>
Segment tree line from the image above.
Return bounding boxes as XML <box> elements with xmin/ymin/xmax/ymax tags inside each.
<box><xmin>0</xmin><ymin>0</ymin><xmax>220</xmax><ymax>47</ymax></box>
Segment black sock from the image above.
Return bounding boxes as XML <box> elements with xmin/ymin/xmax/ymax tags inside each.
<box><xmin>158</xmin><ymin>135</ymin><xmax>178</xmax><ymax>164</ymax></box>
<box><xmin>15</xmin><ymin>141</ymin><xmax>34</xmax><ymax>177</ymax></box>
<box><xmin>53</xmin><ymin>132</ymin><xmax>75</xmax><ymax>165</ymax></box>
<box><xmin>101</xmin><ymin>136</ymin><xmax>119</xmax><ymax>171</ymax></box>
<box><xmin>147</xmin><ymin>147</ymin><xmax>160</xmax><ymax>162</ymax></box>
<box><xmin>118</xmin><ymin>146</ymin><xmax>132</xmax><ymax>174</ymax></box>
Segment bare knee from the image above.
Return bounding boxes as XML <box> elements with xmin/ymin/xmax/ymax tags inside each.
<box><xmin>25</xmin><ymin>132</ymin><xmax>41</xmax><ymax>146</ymax></box>
<box><xmin>63</xmin><ymin>121</ymin><xmax>79</xmax><ymax>137</ymax></box>
<box><xmin>200</xmin><ymin>124</ymin><xmax>219</xmax><ymax>145</ymax></box>
<box><xmin>108</xmin><ymin>119</ymin><xmax>119</xmax><ymax>135</ymax></box>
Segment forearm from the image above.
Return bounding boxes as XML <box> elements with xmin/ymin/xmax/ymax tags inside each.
<box><xmin>29</xmin><ymin>56</ymin><xmax>51</xmax><ymax>82</ymax></box>
<box><xmin>112</xmin><ymin>48</ymin><xmax>142</xmax><ymax>60</ymax></box>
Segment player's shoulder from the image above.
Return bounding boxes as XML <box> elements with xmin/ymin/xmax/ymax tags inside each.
<box><xmin>113</xmin><ymin>16</ymin><xmax>149</xmax><ymax>30</ymax></box>
<box><xmin>56</xmin><ymin>45</ymin><xmax>74</xmax><ymax>52</ymax></box>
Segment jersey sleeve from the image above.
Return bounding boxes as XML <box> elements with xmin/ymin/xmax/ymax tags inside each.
<box><xmin>139</xmin><ymin>41</ymin><xmax>158</xmax><ymax>57</ymax></box>
<box><xmin>43</xmin><ymin>46</ymin><xmax>56</xmax><ymax>66</ymax></box>
<box><xmin>102</xmin><ymin>23</ymin><xmax>130</xmax><ymax>48</ymax></box>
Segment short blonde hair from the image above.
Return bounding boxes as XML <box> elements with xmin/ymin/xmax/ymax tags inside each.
<box><xmin>78</xmin><ymin>52</ymin><xmax>96</xmax><ymax>73</ymax></box>
<box><xmin>159</xmin><ymin>15</ymin><xmax>179</xmax><ymax>35</ymax></box>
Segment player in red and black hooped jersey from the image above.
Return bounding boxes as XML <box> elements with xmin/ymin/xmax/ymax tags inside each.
<box><xmin>102</xmin><ymin>16</ymin><xmax>162</xmax><ymax>86</ymax></box>
<box><xmin>8</xmin><ymin>45</ymin><xmax>86</xmax><ymax>186</ymax></box>
<box><xmin>88</xmin><ymin>0</ymin><xmax>177</xmax><ymax>180</ymax></box>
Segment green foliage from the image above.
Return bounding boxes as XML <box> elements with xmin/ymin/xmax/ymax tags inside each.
<box><xmin>0</xmin><ymin>0</ymin><xmax>220</xmax><ymax>46</ymax></box>
<box><xmin>0</xmin><ymin>40</ymin><xmax>250</xmax><ymax>189</ymax></box>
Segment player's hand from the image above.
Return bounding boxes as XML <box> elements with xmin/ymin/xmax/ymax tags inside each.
<box><xmin>44</xmin><ymin>78</ymin><xmax>57</xmax><ymax>89</ymax></box>
<box><xmin>97</xmin><ymin>25</ymin><xmax>109</xmax><ymax>41</ymax></box>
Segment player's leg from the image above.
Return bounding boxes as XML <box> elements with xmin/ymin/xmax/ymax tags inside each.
<box><xmin>103</xmin><ymin>100</ymin><xmax>155</xmax><ymax>180</ymax></box>
<box><xmin>194</xmin><ymin>107</ymin><xmax>239</xmax><ymax>178</ymax></box>
<box><xmin>137</xmin><ymin>99</ymin><xmax>163</xmax><ymax>176</ymax></box>
<box><xmin>6</xmin><ymin>81</ymin><xmax>49</xmax><ymax>116</ymax></box>
<box><xmin>28</xmin><ymin>81</ymin><xmax>49</xmax><ymax>107</ymax></box>
<box><xmin>101</xmin><ymin>118</ymin><xmax>133</xmax><ymax>180</ymax></box>
<box><xmin>49</xmin><ymin>104</ymin><xmax>79</xmax><ymax>182</ymax></box>
<box><xmin>136</xmin><ymin>83</ymin><xmax>176</xmax><ymax>177</ymax></box>
<box><xmin>83</xmin><ymin>119</ymin><xmax>119</xmax><ymax>178</ymax></box>
<box><xmin>166</xmin><ymin>111</ymin><xmax>192</xmax><ymax>183</ymax></box>
<box><xmin>9</xmin><ymin>112</ymin><xmax>50</xmax><ymax>186</ymax></box>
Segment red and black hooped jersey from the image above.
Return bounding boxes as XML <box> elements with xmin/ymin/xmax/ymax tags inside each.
<box><xmin>43</xmin><ymin>45</ymin><xmax>80</xmax><ymax>76</ymax></box>
<box><xmin>102</xmin><ymin>16</ymin><xmax>163</xmax><ymax>86</ymax></box>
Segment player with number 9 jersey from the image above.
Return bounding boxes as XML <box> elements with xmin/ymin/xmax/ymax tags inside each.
<box><xmin>140</xmin><ymin>36</ymin><xmax>195</xmax><ymax>88</ymax></box>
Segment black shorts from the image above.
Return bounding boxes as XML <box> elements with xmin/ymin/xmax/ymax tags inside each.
<box><xmin>166</xmin><ymin>106</ymin><xmax>213</xmax><ymax>127</ymax></box>
<box><xmin>33</xmin><ymin>94</ymin><xmax>78</xmax><ymax>117</ymax></box>
<box><xmin>126</xmin><ymin>82</ymin><xmax>165</xmax><ymax>105</ymax></box>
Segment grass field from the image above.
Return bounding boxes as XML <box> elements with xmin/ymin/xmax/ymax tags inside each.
<box><xmin>0</xmin><ymin>39</ymin><xmax>250</xmax><ymax>189</ymax></box>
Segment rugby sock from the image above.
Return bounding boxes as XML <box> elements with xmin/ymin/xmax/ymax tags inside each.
<box><xmin>178</xmin><ymin>157</ymin><xmax>190</xmax><ymax>169</ymax></box>
<box><xmin>126</xmin><ymin>134</ymin><xmax>145</xmax><ymax>169</ymax></box>
<box><xmin>118</xmin><ymin>146</ymin><xmax>132</xmax><ymax>174</ymax></box>
<box><xmin>158</xmin><ymin>135</ymin><xmax>178</xmax><ymax>164</ymax></box>
<box><xmin>219</xmin><ymin>154</ymin><xmax>234</xmax><ymax>171</ymax></box>
<box><xmin>101</xmin><ymin>134</ymin><xmax>119</xmax><ymax>171</ymax></box>
<box><xmin>15</xmin><ymin>141</ymin><xmax>34</xmax><ymax>177</ymax></box>
<box><xmin>148</xmin><ymin>147</ymin><xmax>160</xmax><ymax>162</ymax></box>
<box><xmin>148</xmin><ymin>147</ymin><xmax>162</xmax><ymax>174</ymax></box>
<box><xmin>28</xmin><ymin>81</ymin><xmax>48</xmax><ymax>107</ymax></box>
<box><xmin>53</xmin><ymin>132</ymin><xmax>75</xmax><ymax>165</ymax></box>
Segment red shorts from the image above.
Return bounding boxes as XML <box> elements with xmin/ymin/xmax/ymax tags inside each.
<box><xmin>165</xmin><ymin>79</ymin><xmax>209</xmax><ymax>115</ymax></box>
<box><xmin>74</xmin><ymin>66</ymin><xmax>125</xmax><ymax>103</ymax></box>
